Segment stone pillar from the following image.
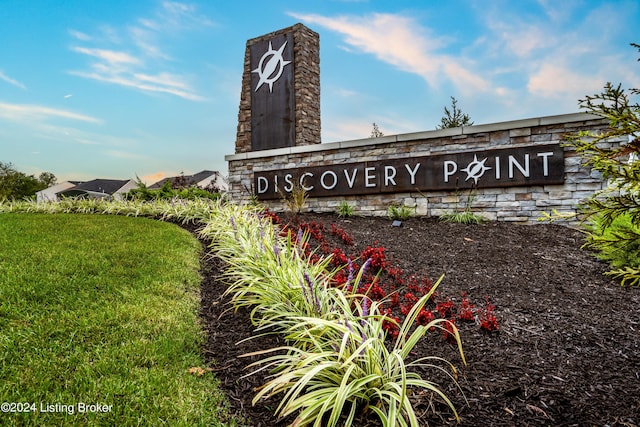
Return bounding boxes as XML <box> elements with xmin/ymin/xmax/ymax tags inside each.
<box><xmin>235</xmin><ymin>23</ymin><xmax>320</xmax><ymax>154</ymax></box>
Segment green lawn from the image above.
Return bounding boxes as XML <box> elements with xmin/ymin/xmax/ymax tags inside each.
<box><xmin>0</xmin><ymin>214</ymin><xmax>237</xmax><ymax>426</ymax></box>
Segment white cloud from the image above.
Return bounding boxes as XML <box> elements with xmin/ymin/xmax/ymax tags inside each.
<box><xmin>71</xmin><ymin>47</ymin><xmax>141</xmax><ymax>66</ymax></box>
<box><xmin>29</xmin><ymin>122</ymin><xmax>144</xmax><ymax>151</ymax></box>
<box><xmin>329</xmin><ymin>99</ymin><xmax>423</xmax><ymax>135</ymax></box>
<box><xmin>69</xmin><ymin>2</ymin><xmax>211</xmax><ymax>101</ymax></box>
<box><xmin>536</xmin><ymin>0</ymin><xmax>582</xmax><ymax>22</ymax></box>
<box><xmin>491</xmin><ymin>23</ymin><xmax>555</xmax><ymax>59</ymax></box>
<box><xmin>326</xmin><ymin>113</ymin><xmax>423</xmax><ymax>141</ymax></box>
<box><xmin>0</xmin><ymin>70</ymin><xmax>26</xmax><ymax>90</ymax></box>
<box><xmin>70</xmin><ymin>45</ymin><xmax>206</xmax><ymax>101</ymax></box>
<box><xmin>322</xmin><ymin>119</ymin><xmax>377</xmax><ymax>142</ymax></box>
<box><xmin>0</xmin><ymin>102</ymin><xmax>102</xmax><ymax>124</ymax></box>
<box><xmin>128</xmin><ymin>26</ymin><xmax>172</xmax><ymax>60</ymax></box>
<box><xmin>72</xmin><ymin>137</ymin><xmax>100</xmax><ymax>145</ymax></box>
<box><xmin>157</xmin><ymin>1</ymin><xmax>215</xmax><ymax>30</ymax></box>
<box><xmin>132</xmin><ymin>1</ymin><xmax>214</xmax><ymax>50</ymax></box>
<box><xmin>463</xmin><ymin>1</ymin><xmax>639</xmax><ymax>119</ymax></box>
<box><xmin>291</xmin><ymin>4</ymin><xmax>637</xmax><ymax>127</ymax></box>
<box><xmin>528</xmin><ymin>63</ymin><xmax>605</xmax><ymax>98</ymax></box>
<box><xmin>133</xmin><ymin>72</ymin><xmax>191</xmax><ymax>90</ymax></box>
<box><xmin>70</xmin><ymin>69</ymin><xmax>205</xmax><ymax>101</ymax></box>
<box><xmin>289</xmin><ymin>12</ymin><xmax>489</xmax><ymax>92</ymax></box>
<box><xmin>98</xmin><ymin>25</ymin><xmax>122</xmax><ymax>44</ymax></box>
<box><xmin>333</xmin><ymin>87</ymin><xmax>360</xmax><ymax>98</ymax></box>
<box><xmin>68</xmin><ymin>29</ymin><xmax>92</xmax><ymax>41</ymax></box>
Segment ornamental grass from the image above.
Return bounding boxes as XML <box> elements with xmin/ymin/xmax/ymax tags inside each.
<box><xmin>197</xmin><ymin>203</ymin><xmax>467</xmax><ymax>426</ymax></box>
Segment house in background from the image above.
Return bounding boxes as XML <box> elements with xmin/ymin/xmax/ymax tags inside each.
<box><xmin>36</xmin><ymin>181</ymin><xmax>82</xmax><ymax>202</ymax></box>
<box><xmin>36</xmin><ymin>170</ymin><xmax>228</xmax><ymax>202</ymax></box>
<box><xmin>149</xmin><ymin>170</ymin><xmax>227</xmax><ymax>192</ymax></box>
<box><xmin>49</xmin><ymin>179</ymin><xmax>137</xmax><ymax>201</ymax></box>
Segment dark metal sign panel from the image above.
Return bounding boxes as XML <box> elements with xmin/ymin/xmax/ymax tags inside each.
<box><xmin>250</xmin><ymin>32</ymin><xmax>295</xmax><ymax>151</ymax></box>
<box><xmin>255</xmin><ymin>144</ymin><xmax>564</xmax><ymax>199</ymax></box>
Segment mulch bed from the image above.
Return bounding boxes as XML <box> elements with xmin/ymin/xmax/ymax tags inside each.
<box><xmin>192</xmin><ymin>213</ymin><xmax>640</xmax><ymax>427</ymax></box>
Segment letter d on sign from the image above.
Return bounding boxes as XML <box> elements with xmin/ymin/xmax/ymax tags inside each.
<box><xmin>257</xmin><ymin>176</ymin><xmax>269</xmax><ymax>194</ymax></box>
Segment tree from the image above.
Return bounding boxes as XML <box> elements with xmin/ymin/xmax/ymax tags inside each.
<box><xmin>125</xmin><ymin>175</ymin><xmax>220</xmax><ymax>201</ymax></box>
<box><xmin>436</xmin><ymin>96</ymin><xmax>474</xmax><ymax>129</ymax></box>
<box><xmin>0</xmin><ymin>161</ymin><xmax>57</xmax><ymax>201</ymax></box>
<box><xmin>38</xmin><ymin>172</ymin><xmax>57</xmax><ymax>188</ymax></box>
<box><xmin>564</xmin><ymin>42</ymin><xmax>640</xmax><ymax>285</ymax></box>
<box><xmin>370</xmin><ymin>122</ymin><xmax>384</xmax><ymax>138</ymax></box>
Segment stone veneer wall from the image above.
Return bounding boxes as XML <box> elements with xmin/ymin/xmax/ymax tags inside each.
<box><xmin>235</xmin><ymin>23</ymin><xmax>321</xmax><ymax>153</ymax></box>
<box><xmin>226</xmin><ymin>113</ymin><xmax>621</xmax><ymax>223</ymax></box>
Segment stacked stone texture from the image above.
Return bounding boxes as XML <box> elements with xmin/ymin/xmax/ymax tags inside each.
<box><xmin>235</xmin><ymin>23</ymin><xmax>320</xmax><ymax>154</ymax></box>
<box><xmin>227</xmin><ymin>115</ymin><xmax>622</xmax><ymax>224</ymax></box>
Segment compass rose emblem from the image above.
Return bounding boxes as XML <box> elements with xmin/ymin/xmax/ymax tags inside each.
<box><xmin>461</xmin><ymin>154</ymin><xmax>492</xmax><ymax>185</ymax></box>
<box><xmin>252</xmin><ymin>40</ymin><xmax>292</xmax><ymax>93</ymax></box>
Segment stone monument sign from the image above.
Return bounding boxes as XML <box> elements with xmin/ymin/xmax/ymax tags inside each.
<box><xmin>235</xmin><ymin>23</ymin><xmax>320</xmax><ymax>153</ymax></box>
<box><xmin>227</xmin><ymin>25</ymin><xmax>618</xmax><ymax>223</ymax></box>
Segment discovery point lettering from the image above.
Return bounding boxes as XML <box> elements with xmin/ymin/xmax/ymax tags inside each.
<box><xmin>255</xmin><ymin>144</ymin><xmax>564</xmax><ymax>199</ymax></box>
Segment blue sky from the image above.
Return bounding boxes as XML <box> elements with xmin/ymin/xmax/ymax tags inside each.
<box><xmin>1</xmin><ymin>0</ymin><xmax>638</xmax><ymax>184</ymax></box>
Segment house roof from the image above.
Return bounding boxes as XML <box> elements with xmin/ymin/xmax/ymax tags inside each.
<box><xmin>36</xmin><ymin>180</ymin><xmax>84</xmax><ymax>194</ymax></box>
<box><xmin>192</xmin><ymin>170</ymin><xmax>219</xmax><ymax>183</ymax></box>
<box><xmin>149</xmin><ymin>170</ymin><xmax>219</xmax><ymax>189</ymax></box>
<box><xmin>58</xmin><ymin>179</ymin><xmax>132</xmax><ymax>196</ymax></box>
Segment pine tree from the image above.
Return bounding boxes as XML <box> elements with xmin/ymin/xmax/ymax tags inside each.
<box><xmin>565</xmin><ymin>43</ymin><xmax>640</xmax><ymax>285</ymax></box>
<box><xmin>370</xmin><ymin>122</ymin><xmax>384</xmax><ymax>138</ymax></box>
<box><xmin>436</xmin><ymin>96</ymin><xmax>473</xmax><ymax>129</ymax></box>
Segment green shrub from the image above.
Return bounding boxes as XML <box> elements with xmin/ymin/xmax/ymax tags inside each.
<box><xmin>387</xmin><ymin>203</ymin><xmax>414</xmax><ymax>220</ymax></box>
<box><xmin>440</xmin><ymin>210</ymin><xmax>487</xmax><ymax>224</ymax></box>
<box><xmin>279</xmin><ymin>181</ymin><xmax>308</xmax><ymax>214</ymax></box>
<box><xmin>126</xmin><ymin>179</ymin><xmax>221</xmax><ymax>201</ymax></box>
<box><xmin>585</xmin><ymin>213</ymin><xmax>640</xmax><ymax>285</ymax></box>
<box><xmin>561</xmin><ymin>45</ymin><xmax>640</xmax><ymax>285</ymax></box>
<box><xmin>0</xmin><ymin>197</ymin><xmax>222</xmax><ymax>224</ymax></box>
<box><xmin>440</xmin><ymin>190</ymin><xmax>487</xmax><ymax>224</ymax></box>
<box><xmin>337</xmin><ymin>201</ymin><xmax>355</xmax><ymax>218</ymax></box>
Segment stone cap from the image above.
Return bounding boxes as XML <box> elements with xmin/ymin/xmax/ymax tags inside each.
<box><xmin>226</xmin><ymin>112</ymin><xmax>603</xmax><ymax>161</ymax></box>
<box><xmin>245</xmin><ymin>23</ymin><xmax>319</xmax><ymax>44</ymax></box>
